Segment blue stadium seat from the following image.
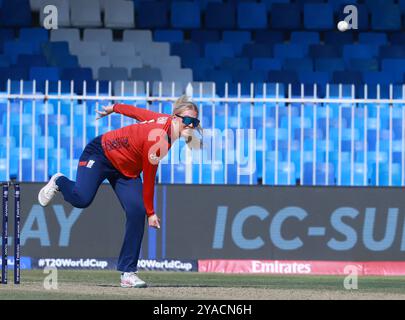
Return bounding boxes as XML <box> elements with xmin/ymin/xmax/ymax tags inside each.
<box><xmin>159</xmin><ymin>163</ymin><xmax>171</xmax><ymax>184</ymax></box>
<box><xmin>171</xmin><ymin>43</ymin><xmax>202</xmax><ymax>59</ymax></box>
<box><xmin>329</xmin><ymin>0</ymin><xmax>359</xmax><ymax>12</ymax></box>
<box><xmin>154</xmin><ymin>30</ymin><xmax>183</xmax><ymax>43</ymax></box>
<box><xmin>136</xmin><ymin>2</ymin><xmax>168</xmax><ymax>28</ymax></box>
<box><xmin>192</xmin><ymin>0</ymin><xmax>223</xmax><ymax>11</ymax></box>
<box><xmin>283</xmin><ymin>58</ymin><xmax>313</xmax><ymax>72</ymax></box>
<box><xmin>45</xmin><ymin>80</ymin><xmax>74</xmax><ymax>94</ymax></box>
<box><xmin>17</xmin><ymin>54</ymin><xmax>48</xmax><ymax>67</ymax></box>
<box><xmin>49</xmin><ymin>55</ymin><xmax>79</xmax><ymax>68</ymax></box>
<box><xmin>328</xmin><ymin>84</ymin><xmax>354</xmax><ymax>97</ymax></box>
<box><xmin>359</xmin><ymin>84</ymin><xmax>388</xmax><ymax>98</ymax></box>
<box><xmin>379</xmin><ymin>46</ymin><xmax>405</xmax><ymax>59</ymax></box>
<box><xmin>358</xmin><ymin>32</ymin><xmax>388</xmax><ymax>46</ymax></box>
<box><xmin>291</xmin><ymin>81</ymin><xmax>325</xmax><ymax>97</ymax></box>
<box><xmin>60</xmin><ymin>68</ymin><xmax>93</xmax><ymax>93</ymax></box>
<box><xmin>298</xmin><ymin>71</ymin><xmax>331</xmax><ymax>86</ymax></box>
<box><xmin>0</xmin><ymin>55</ymin><xmax>10</xmax><ymax>67</ymax></box>
<box><xmin>343</xmin><ymin>44</ymin><xmax>376</xmax><ymax>62</ymax></box>
<box><xmin>0</xmin><ymin>29</ymin><xmax>15</xmax><ymax>51</ymax></box>
<box><xmin>391</xmin><ymin>89</ymin><xmax>405</xmax><ymax>101</ymax></box>
<box><xmin>309</xmin><ymin>45</ymin><xmax>341</xmax><ymax>58</ymax></box>
<box><xmin>205</xmin><ymin>3</ymin><xmax>236</xmax><ymax>29</ymax></box>
<box><xmin>238</xmin><ymin>167</ymin><xmax>257</xmax><ymax>185</ymax></box>
<box><xmin>242</xmin><ymin>44</ymin><xmax>272</xmax><ymax>58</ymax></box>
<box><xmin>304</xmin><ymin>4</ymin><xmax>333</xmax><ymax>30</ymax></box>
<box><xmin>363</xmin><ymin>72</ymin><xmax>395</xmax><ymax>85</ymax></box>
<box><xmin>86</xmin><ymin>80</ymin><xmax>109</xmax><ymax>94</ymax></box>
<box><xmin>171</xmin><ymin>2</ymin><xmax>201</xmax><ymax>29</ymax></box>
<box><xmin>268</xmin><ymin>71</ymin><xmax>298</xmax><ymax>85</ymax></box>
<box><xmin>254</xmin><ymin>30</ymin><xmax>284</xmax><ymax>44</ymax></box>
<box><xmin>379</xmin><ymin>163</ymin><xmax>402</xmax><ymax>186</ymax></box>
<box><xmin>262</xmin><ymin>0</ymin><xmax>290</xmax><ymax>11</ymax></box>
<box><xmin>221</xmin><ymin>58</ymin><xmax>250</xmax><ymax>71</ymax></box>
<box><xmin>0</xmin><ymin>67</ymin><xmax>28</xmax><ymax>87</ymax></box>
<box><xmin>237</xmin><ymin>3</ymin><xmax>267</xmax><ymax>29</ymax></box>
<box><xmin>41</xmin><ymin>42</ymin><xmax>70</xmax><ymax>61</ymax></box>
<box><xmin>278</xmin><ymin>162</ymin><xmax>296</xmax><ymax>185</ymax></box>
<box><xmin>205</xmin><ymin>70</ymin><xmax>232</xmax><ymax>85</ymax></box>
<box><xmin>274</xmin><ymin>44</ymin><xmax>306</xmax><ymax>59</ymax></box>
<box><xmin>199</xmin><ymin>163</ymin><xmax>225</xmax><ymax>184</ymax></box>
<box><xmin>290</xmin><ymin>31</ymin><xmax>320</xmax><ymax>47</ymax></box>
<box><xmin>315</xmin><ymin>163</ymin><xmax>335</xmax><ymax>185</ymax></box>
<box><xmin>227</xmin><ymin>0</ymin><xmax>257</xmax><ymax>3</ymax></box>
<box><xmin>381</xmin><ymin>59</ymin><xmax>405</xmax><ymax>83</ymax></box>
<box><xmin>205</xmin><ymin>43</ymin><xmax>235</xmax><ymax>66</ymax></box>
<box><xmin>270</xmin><ymin>4</ymin><xmax>301</xmax><ymax>30</ymax></box>
<box><xmin>365</xmin><ymin>0</ymin><xmax>394</xmax><ymax>10</ymax></box>
<box><xmin>173</xmin><ymin>162</ymin><xmax>187</xmax><ymax>183</ymax></box>
<box><xmin>254</xmin><ymin>83</ymin><xmax>286</xmax><ymax>98</ymax></box>
<box><xmin>303</xmin><ymin>162</ymin><xmax>318</xmax><ymax>185</ymax></box>
<box><xmin>182</xmin><ymin>56</ymin><xmax>211</xmax><ymax>70</ymax></box>
<box><xmin>190</xmin><ymin>30</ymin><xmax>220</xmax><ymax>43</ymax></box>
<box><xmin>0</xmin><ymin>0</ymin><xmax>32</xmax><ymax>27</ymax></box>
<box><xmin>182</xmin><ymin>58</ymin><xmax>212</xmax><ymax>80</ymax></box>
<box><xmin>371</xmin><ymin>5</ymin><xmax>401</xmax><ymax>31</ymax></box>
<box><xmin>30</xmin><ymin>79</ymin><xmax>52</xmax><ymax>94</ymax></box>
<box><xmin>390</xmin><ymin>32</ymin><xmax>405</xmax><ymax>45</ymax></box>
<box><xmin>252</xmin><ymin>58</ymin><xmax>282</xmax><ymax>72</ymax></box>
<box><xmin>295</xmin><ymin>0</ymin><xmax>324</xmax><ymax>7</ymax></box>
<box><xmin>222</xmin><ymin>31</ymin><xmax>251</xmax><ymax>55</ymax></box>
<box><xmin>348</xmin><ymin>59</ymin><xmax>379</xmax><ymax>72</ymax></box>
<box><xmin>4</xmin><ymin>41</ymin><xmax>36</xmax><ymax>63</ymax></box>
<box><xmin>232</xmin><ymin>70</ymin><xmax>267</xmax><ymax>84</ymax></box>
<box><xmin>29</xmin><ymin>67</ymin><xmax>60</xmax><ymax>82</ymax></box>
<box><xmin>19</xmin><ymin>28</ymin><xmax>49</xmax><ymax>43</ymax></box>
<box><xmin>332</xmin><ymin>71</ymin><xmax>362</xmax><ymax>85</ymax></box>
<box><xmin>324</xmin><ymin>31</ymin><xmax>354</xmax><ymax>46</ymax></box>
<box><xmin>341</xmin><ymin>163</ymin><xmax>369</xmax><ymax>186</ymax></box>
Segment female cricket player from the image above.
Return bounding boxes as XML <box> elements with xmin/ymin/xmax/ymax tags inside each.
<box><xmin>37</xmin><ymin>95</ymin><xmax>202</xmax><ymax>288</ymax></box>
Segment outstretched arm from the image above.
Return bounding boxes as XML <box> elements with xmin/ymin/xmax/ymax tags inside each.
<box><xmin>96</xmin><ymin>104</ymin><xmax>167</xmax><ymax>122</ymax></box>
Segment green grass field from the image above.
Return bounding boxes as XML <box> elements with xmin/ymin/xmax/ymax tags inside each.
<box><xmin>1</xmin><ymin>270</ymin><xmax>405</xmax><ymax>300</ymax></box>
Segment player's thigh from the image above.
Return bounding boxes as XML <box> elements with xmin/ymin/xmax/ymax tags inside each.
<box><xmin>74</xmin><ymin>154</ymin><xmax>109</xmax><ymax>196</ymax></box>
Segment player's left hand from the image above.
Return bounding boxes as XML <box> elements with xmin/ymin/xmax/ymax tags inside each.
<box><xmin>96</xmin><ymin>105</ymin><xmax>114</xmax><ymax>120</ymax></box>
<box><xmin>148</xmin><ymin>214</ymin><xmax>161</xmax><ymax>229</ymax></box>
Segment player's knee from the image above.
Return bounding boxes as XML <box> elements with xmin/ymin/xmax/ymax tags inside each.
<box><xmin>72</xmin><ymin>195</ymin><xmax>93</xmax><ymax>208</ymax></box>
<box><xmin>125</xmin><ymin>204</ymin><xmax>146</xmax><ymax>221</ymax></box>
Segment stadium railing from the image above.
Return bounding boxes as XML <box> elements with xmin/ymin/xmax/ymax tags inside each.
<box><xmin>0</xmin><ymin>80</ymin><xmax>404</xmax><ymax>187</ymax></box>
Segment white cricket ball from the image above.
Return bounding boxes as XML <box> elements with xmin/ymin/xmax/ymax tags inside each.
<box><xmin>337</xmin><ymin>20</ymin><xmax>349</xmax><ymax>32</ymax></box>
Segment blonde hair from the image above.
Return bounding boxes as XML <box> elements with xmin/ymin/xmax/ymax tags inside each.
<box><xmin>173</xmin><ymin>95</ymin><xmax>199</xmax><ymax>116</ymax></box>
<box><xmin>173</xmin><ymin>95</ymin><xmax>203</xmax><ymax>148</ymax></box>
<box><xmin>173</xmin><ymin>95</ymin><xmax>203</xmax><ymax>135</ymax></box>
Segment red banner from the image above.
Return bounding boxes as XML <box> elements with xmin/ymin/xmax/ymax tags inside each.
<box><xmin>198</xmin><ymin>260</ymin><xmax>405</xmax><ymax>276</ymax></box>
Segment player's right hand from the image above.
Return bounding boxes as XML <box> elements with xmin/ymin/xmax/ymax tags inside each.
<box><xmin>95</xmin><ymin>105</ymin><xmax>114</xmax><ymax>120</ymax></box>
<box><xmin>148</xmin><ymin>214</ymin><xmax>161</xmax><ymax>229</ymax></box>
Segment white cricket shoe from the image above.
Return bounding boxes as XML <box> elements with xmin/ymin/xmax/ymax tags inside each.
<box><xmin>120</xmin><ymin>272</ymin><xmax>147</xmax><ymax>288</ymax></box>
<box><xmin>38</xmin><ymin>173</ymin><xmax>64</xmax><ymax>207</ymax></box>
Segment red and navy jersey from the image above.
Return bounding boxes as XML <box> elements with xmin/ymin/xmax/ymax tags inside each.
<box><xmin>101</xmin><ymin>104</ymin><xmax>172</xmax><ymax>217</ymax></box>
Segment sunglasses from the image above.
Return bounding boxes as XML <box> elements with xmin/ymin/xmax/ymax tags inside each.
<box><xmin>175</xmin><ymin>114</ymin><xmax>200</xmax><ymax>128</ymax></box>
